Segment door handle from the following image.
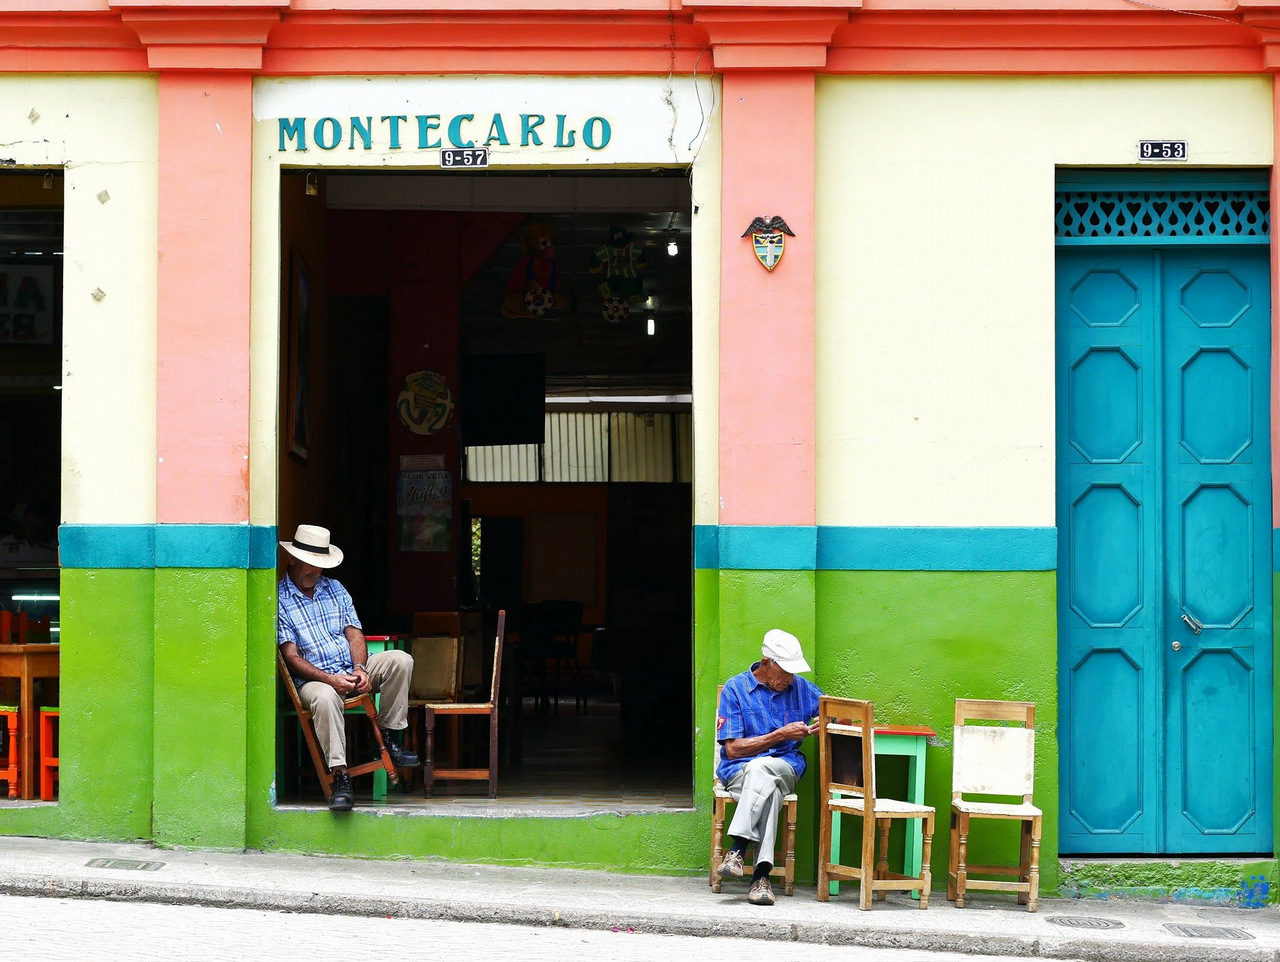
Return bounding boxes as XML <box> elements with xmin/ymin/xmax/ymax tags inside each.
<box><xmin>1171</xmin><ymin>640</ymin><xmax>1182</xmax><ymax>651</ymax></box>
<box><xmin>1180</xmin><ymin>612</ymin><xmax>1203</xmax><ymax>635</ymax></box>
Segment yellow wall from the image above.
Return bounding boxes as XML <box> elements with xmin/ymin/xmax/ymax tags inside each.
<box><xmin>0</xmin><ymin>75</ymin><xmax>160</xmax><ymax>525</ymax></box>
<box><xmin>814</xmin><ymin>75</ymin><xmax>1273</xmax><ymax>527</ymax></box>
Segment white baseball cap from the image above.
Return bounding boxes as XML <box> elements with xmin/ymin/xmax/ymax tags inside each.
<box><xmin>762</xmin><ymin>628</ymin><xmax>812</xmax><ymax>674</ymax></box>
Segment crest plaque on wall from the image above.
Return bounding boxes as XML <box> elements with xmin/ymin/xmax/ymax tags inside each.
<box><xmin>742</xmin><ymin>216</ymin><xmax>795</xmax><ymax>272</ymax></box>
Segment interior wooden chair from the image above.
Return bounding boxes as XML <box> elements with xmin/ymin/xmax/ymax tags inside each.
<box><xmin>708</xmin><ymin>685</ymin><xmax>797</xmax><ymax>897</ymax></box>
<box><xmin>421</xmin><ymin>609</ymin><xmax>505</xmax><ymax>798</ymax></box>
<box><xmin>276</xmin><ymin>648</ymin><xmax>399</xmax><ymax>802</ymax></box>
<box><xmin>816</xmin><ymin>695</ymin><xmax>935</xmax><ymax>910</ymax></box>
<box><xmin>947</xmin><ymin>698</ymin><xmax>1042</xmax><ymax>912</ymax></box>
<box><xmin>406</xmin><ymin>634</ymin><xmax>463</xmax><ymax>777</ymax></box>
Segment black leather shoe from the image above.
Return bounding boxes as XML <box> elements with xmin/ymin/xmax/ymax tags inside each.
<box><xmin>328</xmin><ymin>770</ymin><xmax>354</xmax><ymax>812</ymax></box>
<box><xmin>381</xmin><ymin>728</ymin><xmax>421</xmax><ymax>768</ymax></box>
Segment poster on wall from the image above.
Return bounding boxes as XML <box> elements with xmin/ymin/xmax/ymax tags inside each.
<box><xmin>397</xmin><ymin>469</ymin><xmax>452</xmax><ymax>552</ymax></box>
<box><xmin>0</xmin><ymin>263</ymin><xmax>56</xmax><ymax>345</ymax></box>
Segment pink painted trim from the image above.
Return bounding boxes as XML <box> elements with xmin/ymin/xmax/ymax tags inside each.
<box><xmin>718</xmin><ymin>71</ymin><xmax>815</xmax><ymax>526</ymax></box>
<box><xmin>156</xmin><ymin>74</ymin><xmax>252</xmax><ymax>523</ymax></box>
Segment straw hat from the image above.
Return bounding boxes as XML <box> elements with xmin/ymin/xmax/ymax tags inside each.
<box><xmin>279</xmin><ymin>523</ymin><xmax>344</xmax><ymax>569</ymax></box>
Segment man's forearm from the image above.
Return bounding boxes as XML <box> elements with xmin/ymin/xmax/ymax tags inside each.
<box><xmin>346</xmin><ymin>627</ymin><xmax>368</xmax><ymax>668</ymax></box>
<box><xmin>724</xmin><ymin>729</ymin><xmax>787</xmax><ymax>760</ymax></box>
<box><xmin>282</xmin><ymin>646</ymin><xmax>333</xmax><ymax>685</ymax></box>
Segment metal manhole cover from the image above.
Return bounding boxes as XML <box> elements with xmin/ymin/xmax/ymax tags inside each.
<box><xmin>1046</xmin><ymin>916</ymin><xmax>1125</xmax><ymax>930</ymax></box>
<box><xmin>1164</xmin><ymin>923</ymin><xmax>1253</xmax><ymax>941</ymax></box>
<box><xmin>85</xmin><ymin>858</ymin><xmax>165</xmax><ymax>872</ymax></box>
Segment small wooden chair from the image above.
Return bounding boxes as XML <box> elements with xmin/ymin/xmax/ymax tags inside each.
<box><xmin>276</xmin><ymin>649</ymin><xmax>399</xmax><ymax>802</ymax></box>
<box><xmin>817</xmin><ymin>696</ymin><xmax>935</xmax><ymax>910</ymax></box>
<box><xmin>38</xmin><ymin>707</ymin><xmax>58</xmax><ymax>801</ymax></box>
<box><xmin>0</xmin><ymin>705</ymin><xmax>18</xmax><ymax>799</ymax></box>
<box><xmin>421</xmin><ymin>610</ymin><xmax>505</xmax><ymax>798</ymax></box>
<box><xmin>708</xmin><ymin>685</ymin><xmax>798</xmax><ymax>897</ymax></box>
<box><xmin>947</xmin><ymin>699</ymin><xmax>1042</xmax><ymax>912</ymax></box>
<box><xmin>406</xmin><ymin>634</ymin><xmax>463</xmax><ymax>776</ymax></box>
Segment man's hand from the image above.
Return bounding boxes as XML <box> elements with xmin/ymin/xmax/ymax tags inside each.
<box><xmin>352</xmin><ymin>665</ymin><xmax>372</xmax><ymax>695</ymax></box>
<box><xmin>329</xmin><ymin>673</ymin><xmax>361</xmax><ymax>697</ymax></box>
<box><xmin>778</xmin><ymin>720</ymin><xmax>816</xmax><ymax>742</ymax></box>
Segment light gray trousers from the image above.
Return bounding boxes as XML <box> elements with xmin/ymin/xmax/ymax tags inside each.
<box><xmin>725</xmin><ymin>755</ymin><xmax>799</xmax><ymax>869</ymax></box>
<box><xmin>298</xmin><ymin>649</ymin><xmax>412</xmax><ymax>768</ymax></box>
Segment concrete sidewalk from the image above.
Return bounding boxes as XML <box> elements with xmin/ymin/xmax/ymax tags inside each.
<box><xmin>0</xmin><ymin>836</ymin><xmax>1276</xmax><ymax>961</ymax></box>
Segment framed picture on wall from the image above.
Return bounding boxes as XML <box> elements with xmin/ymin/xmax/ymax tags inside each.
<box><xmin>0</xmin><ymin>261</ymin><xmax>58</xmax><ymax>346</ymax></box>
<box><xmin>285</xmin><ymin>248</ymin><xmax>312</xmax><ymax>464</ymax></box>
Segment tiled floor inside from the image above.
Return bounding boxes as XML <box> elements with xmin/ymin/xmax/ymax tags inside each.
<box><xmin>280</xmin><ymin>696</ymin><xmax>695</xmax><ymax>815</ymax></box>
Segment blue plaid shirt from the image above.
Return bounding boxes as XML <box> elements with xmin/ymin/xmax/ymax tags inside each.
<box><xmin>716</xmin><ymin>663</ymin><xmax>823</xmax><ymax>783</ymax></box>
<box><xmin>277</xmin><ymin>573</ymin><xmax>363</xmax><ymax>677</ymax></box>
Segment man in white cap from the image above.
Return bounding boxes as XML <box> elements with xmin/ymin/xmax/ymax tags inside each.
<box><xmin>715</xmin><ymin>628</ymin><xmax>822</xmax><ymax>905</ymax></box>
<box><xmin>277</xmin><ymin>523</ymin><xmax>420</xmax><ymax>812</ymax></box>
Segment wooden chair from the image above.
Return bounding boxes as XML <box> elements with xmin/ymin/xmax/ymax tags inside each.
<box><xmin>817</xmin><ymin>696</ymin><xmax>935</xmax><ymax>910</ymax></box>
<box><xmin>421</xmin><ymin>610</ymin><xmax>505</xmax><ymax>798</ymax></box>
<box><xmin>947</xmin><ymin>698</ymin><xmax>1042</xmax><ymax>912</ymax></box>
<box><xmin>0</xmin><ymin>705</ymin><xmax>18</xmax><ymax>799</ymax></box>
<box><xmin>708</xmin><ymin>685</ymin><xmax>798</xmax><ymax>897</ymax></box>
<box><xmin>406</xmin><ymin>634</ymin><xmax>463</xmax><ymax>778</ymax></box>
<box><xmin>276</xmin><ymin>649</ymin><xmax>399</xmax><ymax>802</ymax></box>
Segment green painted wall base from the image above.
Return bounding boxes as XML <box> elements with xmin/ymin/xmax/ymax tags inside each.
<box><xmin>1059</xmin><ymin>859</ymin><xmax>1275</xmax><ymax>907</ymax></box>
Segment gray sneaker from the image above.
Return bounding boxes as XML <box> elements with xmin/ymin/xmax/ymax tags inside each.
<box><xmin>717</xmin><ymin>850</ymin><xmax>744</xmax><ymax>878</ymax></box>
<box><xmin>748</xmin><ymin>876</ymin><xmax>775</xmax><ymax>906</ymax></box>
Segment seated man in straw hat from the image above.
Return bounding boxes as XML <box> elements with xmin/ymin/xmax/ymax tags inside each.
<box><xmin>277</xmin><ymin>523</ymin><xmax>420</xmax><ymax>812</ymax></box>
<box><xmin>716</xmin><ymin>629</ymin><xmax>822</xmax><ymax>906</ymax></box>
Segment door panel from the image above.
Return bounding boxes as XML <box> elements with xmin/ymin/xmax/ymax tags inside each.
<box><xmin>1058</xmin><ymin>245</ymin><xmax>1273</xmax><ymax>855</ymax></box>
<box><xmin>1058</xmin><ymin>250</ymin><xmax>1160</xmax><ymax>853</ymax></box>
<box><xmin>1162</xmin><ymin>248</ymin><xmax>1272</xmax><ymax>853</ymax></box>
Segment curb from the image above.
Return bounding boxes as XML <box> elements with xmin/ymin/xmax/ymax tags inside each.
<box><xmin>1</xmin><ymin>873</ymin><xmax>1275</xmax><ymax>962</ymax></box>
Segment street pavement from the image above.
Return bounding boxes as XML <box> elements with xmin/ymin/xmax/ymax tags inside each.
<box><xmin>3</xmin><ymin>894</ymin><xmax>1048</xmax><ymax>962</ymax></box>
<box><xmin>0</xmin><ymin>836</ymin><xmax>1275</xmax><ymax>962</ymax></box>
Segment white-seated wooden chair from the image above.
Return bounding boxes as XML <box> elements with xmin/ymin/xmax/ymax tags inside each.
<box><xmin>708</xmin><ymin>685</ymin><xmax>798</xmax><ymax>896</ymax></box>
<box><xmin>816</xmin><ymin>695</ymin><xmax>935</xmax><ymax>909</ymax></box>
<box><xmin>947</xmin><ymin>698</ymin><xmax>1042</xmax><ymax>912</ymax></box>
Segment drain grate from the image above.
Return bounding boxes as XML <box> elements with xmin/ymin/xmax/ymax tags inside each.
<box><xmin>1164</xmin><ymin>923</ymin><xmax>1253</xmax><ymax>941</ymax></box>
<box><xmin>85</xmin><ymin>858</ymin><xmax>165</xmax><ymax>872</ymax></box>
<box><xmin>1046</xmin><ymin>916</ymin><xmax>1125</xmax><ymax>930</ymax></box>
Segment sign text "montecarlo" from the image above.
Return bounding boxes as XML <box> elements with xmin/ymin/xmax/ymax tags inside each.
<box><xmin>277</xmin><ymin>113</ymin><xmax>613</xmax><ymax>153</ymax></box>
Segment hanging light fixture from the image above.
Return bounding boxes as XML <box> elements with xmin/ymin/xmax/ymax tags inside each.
<box><xmin>666</xmin><ymin>231</ymin><xmax>678</xmax><ymax>257</ymax></box>
<box><xmin>304</xmin><ymin>171</ymin><xmax>318</xmax><ymax>196</ymax></box>
<box><xmin>647</xmin><ymin>317</ymin><xmax>656</xmax><ymax>336</ymax></box>
<box><xmin>42</xmin><ymin>172</ymin><xmax>53</xmax><ymax>190</ymax></box>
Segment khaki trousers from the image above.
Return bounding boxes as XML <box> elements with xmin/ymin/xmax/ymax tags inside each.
<box><xmin>298</xmin><ymin>649</ymin><xmax>412</xmax><ymax>769</ymax></box>
<box><xmin>724</xmin><ymin>756</ymin><xmax>799</xmax><ymax>869</ymax></box>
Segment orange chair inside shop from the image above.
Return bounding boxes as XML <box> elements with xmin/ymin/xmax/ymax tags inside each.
<box><xmin>39</xmin><ymin>708</ymin><xmax>58</xmax><ymax>801</ymax></box>
<box><xmin>0</xmin><ymin>706</ymin><xmax>17</xmax><ymax>799</ymax></box>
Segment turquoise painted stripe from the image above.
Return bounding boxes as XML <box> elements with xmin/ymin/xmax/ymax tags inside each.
<box><xmin>1273</xmin><ymin>528</ymin><xmax>1280</xmax><ymax>571</ymax></box>
<box><xmin>60</xmin><ymin>524</ymin><xmax>279</xmax><ymax>569</ymax></box>
<box><xmin>694</xmin><ymin>525</ymin><xmax>1057</xmax><ymax>571</ymax></box>
<box><xmin>818</xmin><ymin>526</ymin><xmax>1056</xmax><ymax>571</ymax></box>
<box><xmin>718</xmin><ymin>525</ymin><xmax>817</xmax><ymax>570</ymax></box>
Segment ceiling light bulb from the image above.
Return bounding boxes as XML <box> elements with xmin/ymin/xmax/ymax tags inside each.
<box><xmin>667</xmin><ymin>238</ymin><xmax>678</xmax><ymax>256</ymax></box>
<box><xmin>647</xmin><ymin>318</ymin><xmax>655</xmax><ymax>336</ymax></box>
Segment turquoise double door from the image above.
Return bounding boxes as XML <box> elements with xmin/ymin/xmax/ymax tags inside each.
<box><xmin>1057</xmin><ymin>245</ymin><xmax>1273</xmax><ymax>854</ymax></box>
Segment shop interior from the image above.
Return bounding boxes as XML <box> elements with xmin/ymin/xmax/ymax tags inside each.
<box><xmin>275</xmin><ymin>169</ymin><xmax>695</xmax><ymax>811</ymax></box>
<box><xmin>0</xmin><ymin>170</ymin><xmax>63</xmax><ymax>804</ymax></box>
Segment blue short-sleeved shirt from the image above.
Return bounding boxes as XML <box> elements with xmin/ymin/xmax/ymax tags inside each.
<box><xmin>277</xmin><ymin>573</ymin><xmax>362</xmax><ymax>677</ymax></box>
<box><xmin>716</xmin><ymin>663</ymin><xmax>823</xmax><ymax>783</ymax></box>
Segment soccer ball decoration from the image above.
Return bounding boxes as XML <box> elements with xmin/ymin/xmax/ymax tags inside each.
<box><xmin>523</xmin><ymin>286</ymin><xmax>555</xmax><ymax>317</ymax></box>
<box><xmin>602</xmin><ymin>295</ymin><xmax>630</xmax><ymax>324</ymax></box>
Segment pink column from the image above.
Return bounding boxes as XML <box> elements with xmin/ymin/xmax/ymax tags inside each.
<box><xmin>156</xmin><ymin>72</ymin><xmax>253</xmax><ymax>523</ymax></box>
<box><xmin>718</xmin><ymin>71</ymin><xmax>816</xmax><ymax>526</ymax></box>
